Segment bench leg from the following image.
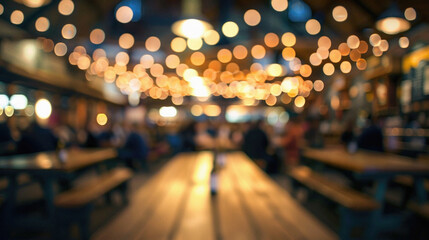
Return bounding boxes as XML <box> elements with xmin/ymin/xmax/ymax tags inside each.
<box><xmin>339</xmin><ymin>207</ymin><xmax>353</xmax><ymax>240</ymax></box>
<box><xmin>55</xmin><ymin>204</ymin><xmax>93</xmax><ymax>240</ymax></box>
<box><xmin>78</xmin><ymin>205</ymin><xmax>93</xmax><ymax>240</ymax></box>
<box><xmin>118</xmin><ymin>182</ymin><xmax>129</xmax><ymax>205</ymax></box>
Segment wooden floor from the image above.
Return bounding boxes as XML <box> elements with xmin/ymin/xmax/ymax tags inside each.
<box><xmin>92</xmin><ymin>151</ymin><xmax>337</xmax><ymax>240</ymax></box>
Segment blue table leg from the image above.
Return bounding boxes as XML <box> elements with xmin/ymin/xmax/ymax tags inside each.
<box><xmin>414</xmin><ymin>177</ymin><xmax>427</xmax><ymax>204</ymax></box>
<box><xmin>365</xmin><ymin>177</ymin><xmax>389</xmax><ymax>240</ymax></box>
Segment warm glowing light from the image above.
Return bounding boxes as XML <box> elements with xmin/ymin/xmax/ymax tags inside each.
<box><xmin>165</xmin><ymin>54</ymin><xmax>180</xmax><ymax>69</ymax></box>
<box><xmin>159</xmin><ymin>106</ymin><xmax>177</xmax><ymax>118</ymax></box>
<box><xmin>187</xmin><ymin>38</ymin><xmax>203</xmax><ymax>50</ymax></box>
<box><xmin>171</xmin><ymin>37</ymin><xmax>187</xmax><ymax>52</ymax></box>
<box><xmin>5</xmin><ymin>106</ymin><xmax>14</xmax><ymax>117</ymax></box>
<box><xmin>17</xmin><ymin>0</ymin><xmax>47</xmax><ymax>8</ymax></box>
<box><xmin>217</xmin><ymin>49</ymin><xmax>232</xmax><ymax>63</ymax></box>
<box><xmin>309</xmin><ymin>53</ymin><xmax>322</xmax><ymax>66</ymax></box>
<box><xmin>119</xmin><ymin>33</ymin><xmax>135</xmax><ymax>49</ymax></box>
<box><xmin>77</xmin><ymin>55</ymin><xmax>91</xmax><ymax>70</ymax></box>
<box><xmin>172</xmin><ymin>19</ymin><xmax>213</xmax><ymax>39</ymax></box>
<box><xmin>140</xmin><ymin>54</ymin><xmax>154</xmax><ymax>68</ymax></box>
<box><xmin>0</xmin><ymin>95</ymin><xmax>9</xmax><ymax>108</ymax></box>
<box><xmin>11</xmin><ymin>10</ymin><xmax>24</xmax><ymax>25</ymax></box>
<box><xmin>356</xmin><ymin>58</ymin><xmax>367</xmax><ymax>70</ymax></box>
<box><xmin>150</xmin><ymin>64</ymin><xmax>164</xmax><ymax>77</ymax></box>
<box><xmin>376</xmin><ymin>17</ymin><xmax>410</xmax><ymax>35</ymax></box>
<box><xmin>191</xmin><ymin>105</ymin><xmax>203</xmax><ymax>116</ymax></box>
<box><xmin>10</xmin><ymin>94</ymin><xmax>28</xmax><ymax>110</ymax></box>
<box><xmin>317</xmin><ymin>47</ymin><xmax>329</xmax><ymax>60</ymax></box>
<box><xmin>89</xmin><ymin>29</ymin><xmax>105</xmax><ymax>44</ymax></box>
<box><xmin>332</xmin><ymin>6</ymin><xmax>347</xmax><ymax>22</ymax></box>
<box><xmin>222</xmin><ymin>21</ymin><xmax>239</xmax><ymax>38</ymax></box>
<box><xmin>233</xmin><ymin>45</ymin><xmax>248</xmax><ymax>60</ymax></box>
<box><xmin>58</xmin><ymin>0</ymin><xmax>74</xmax><ymax>16</ymax></box>
<box><xmin>282</xmin><ymin>47</ymin><xmax>295</xmax><ymax>61</ymax></box>
<box><xmin>404</xmin><ymin>8</ymin><xmax>416</xmax><ymax>21</ymax></box>
<box><xmin>116</xmin><ymin>6</ymin><xmax>133</xmax><ymax>24</ymax></box>
<box><xmin>62</xmin><ymin>24</ymin><xmax>76</xmax><ymax>39</ymax></box>
<box><xmin>379</xmin><ymin>40</ymin><xmax>389</xmax><ymax>52</ymax></box>
<box><xmin>347</xmin><ymin>35</ymin><xmax>360</xmax><ymax>49</ymax></box>
<box><xmin>373</xmin><ymin>47</ymin><xmax>383</xmax><ymax>57</ymax></box>
<box><xmin>323</xmin><ymin>63</ymin><xmax>335</xmax><ymax>76</ymax></box>
<box><xmin>96</xmin><ymin>113</ymin><xmax>108</xmax><ymax>126</ymax></box>
<box><xmin>244</xmin><ymin>9</ymin><xmax>261</xmax><ymax>26</ymax></box>
<box><xmin>271</xmin><ymin>0</ymin><xmax>288</xmax><ymax>12</ymax></box>
<box><xmin>349</xmin><ymin>49</ymin><xmax>361</xmax><ymax>62</ymax></box>
<box><xmin>314</xmin><ymin>80</ymin><xmax>324</xmax><ymax>92</ymax></box>
<box><xmin>369</xmin><ymin>34</ymin><xmax>381</xmax><ymax>46</ymax></box>
<box><xmin>329</xmin><ymin>49</ymin><xmax>342</xmax><ymax>63</ymax></box>
<box><xmin>282</xmin><ymin>32</ymin><xmax>296</xmax><ymax>47</ymax></box>
<box><xmin>264</xmin><ymin>33</ymin><xmax>280</xmax><ymax>48</ymax></box>
<box><xmin>266</xmin><ymin>95</ymin><xmax>277</xmax><ymax>106</ymax></box>
<box><xmin>191</xmin><ymin>52</ymin><xmax>205</xmax><ymax>66</ymax></box>
<box><xmin>294</xmin><ymin>96</ymin><xmax>305</xmax><ymax>107</ymax></box>
<box><xmin>115</xmin><ymin>52</ymin><xmax>129</xmax><ymax>66</ymax></box>
<box><xmin>338</xmin><ymin>43</ymin><xmax>350</xmax><ymax>56</ymax></box>
<box><xmin>357</xmin><ymin>41</ymin><xmax>368</xmax><ymax>54</ymax></box>
<box><xmin>204</xmin><ymin>105</ymin><xmax>221</xmax><ymax>117</ymax></box>
<box><xmin>146</xmin><ymin>36</ymin><xmax>161</xmax><ymax>52</ymax></box>
<box><xmin>340</xmin><ymin>61</ymin><xmax>352</xmax><ymax>73</ymax></box>
<box><xmin>318</xmin><ymin>36</ymin><xmax>331</xmax><ymax>49</ymax></box>
<box><xmin>203</xmin><ymin>30</ymin><xmax>220</xmax><ymax>45</ymax></box>
<box><xmin>35</xmin><ymin>17</ymin><xmax>49</xmax><ymax>32</ymax></box>
<box><xmin>305</xmin><ymin>19</ymin><xmax>321</xmax><ymax>35</ymax></box>
<box><xmin>399</xmin><ymin>36</ymin><xmax>409</xmax><ymax>48</ymax></box>
<box><xmin>251</xmin><ymin>45</ymin><xmax>266</xmax><ymax>59</ymax></box>
<box><xmin>299</xmin><ymin>64</ymin><xmax>312</xmax><ymax>77</ymax></box>
<box><xmin>331</xmin><ymin>96</ymin><xmax>340</xmax><ymax>110</ymax></box>
<box><xmin>266</xmin><ymin>64</ymin><xmax>283</xmax><ymax>77</ymax></box>
<box><xmin>0</xmin><ymin>4</ymin><xmax>3</xmax><ymax>15</ymax></box>
<box><xmin>35</xmin><ymin>99</ymin><xmax>52</xmax><ymax>119</ymax></box>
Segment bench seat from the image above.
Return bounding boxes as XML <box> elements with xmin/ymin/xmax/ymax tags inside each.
<box><xmin>288</xmin><ymin>166</ymin><xmax>379</xmax><ymax>211</ymax></box>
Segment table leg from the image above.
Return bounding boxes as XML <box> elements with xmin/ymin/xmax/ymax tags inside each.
<box><xmin>1</xmin><ymin>176</ymin><xmax>17</xmax><ymax>237</ymax></box>
<box><xmin>365</xmin><ymin>178</ymin><xmax>389</xmax><ymax>240</ymax></box>
<box><xmin>414</xmin><ymin>177</ymin><xmax>427</xmax><ymax>204</ymax></box>
<box><xmin>41</xmin><ymin>178</ymin><xmax>55</xmax><ymax>218</ymax></box>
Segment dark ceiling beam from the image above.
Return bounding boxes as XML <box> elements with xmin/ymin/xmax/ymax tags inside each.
<box><xmin>350</xmin><ymin>0</ymin><xmax>378</xmax><ymax>20</ymax></box>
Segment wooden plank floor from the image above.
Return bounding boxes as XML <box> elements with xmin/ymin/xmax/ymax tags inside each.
<box><xmin>92</xmin><ymin>151</ymin><xmax>337</xmax><ymax>240</ymax></box>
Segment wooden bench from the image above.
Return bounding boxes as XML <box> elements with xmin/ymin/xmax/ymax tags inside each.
<box><xmin>54</xmin><ymin>167</ymin><xmax>133</xmax><ymax>240</ymax></box>
<box><xmin>288</xmin><ymin>166</ymin><xmax>379</xmax><ymax>239</ymax></box>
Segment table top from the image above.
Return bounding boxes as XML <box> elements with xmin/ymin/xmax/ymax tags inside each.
<box><xmin>0</xmin><ymin>148</ymin><xmax>117</xmax><ymax>174</ymax></box>
<box><xmin>303</xmin><ymin>147</ymin><xmax>429</xmax><ymax>175</ymax></box>
<box><xmin>93</xmin><ymin>151</ymin><xmax>337</xmax><ymax>240</ymax></box>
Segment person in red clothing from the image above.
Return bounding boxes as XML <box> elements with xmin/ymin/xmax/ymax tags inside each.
<box><xmin>281</xmin><ymin>116</ymin><xmax>305</xmax><ymax>167</ymax></box>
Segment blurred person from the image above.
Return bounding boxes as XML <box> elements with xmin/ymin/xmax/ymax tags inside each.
<box><xmin>195</xmin><ymin>121</ymin><xmax>216</xmax><ymax>150</ymax></box>
<box><xmin>281</xmin><ymin>116</ymin><xmax>305</xmax><ymax>167</ymax></box>
<box><xmin>242</xmin><ymin>120</ymin><xmax>270</xmax><ymax>170</ymax></box>
<box><xmin>341</xmin><ymin>121</ymin><xmax>357</xmax><ymax>153</ymax></box>
<box><xmin>357</xmin><ymin>115</ymin><xmax>384</xmax><ymax>152</ymax></box>
<box><xmin>17</xmin><ymin>119</ymin><xmax>58</xmax><ymax>154</ymax></box>
<box><xmin>119</xmin><ymin>122</ymin><xmax>149</xmax><ymax>171</ymax></box>
<box><xmin>179</xmin><ymin>121</ymin><xmax>197</xmax><ymax>152</ymax></box>
<box><xmin>304</xmin><ymin>117</ymin><xmax>324</xmax><ymax>148</ymax></box>
<box><xmin>0</xmin><ymin>115</ymin><xmax>16</xmax><ymax>155</ymax></box>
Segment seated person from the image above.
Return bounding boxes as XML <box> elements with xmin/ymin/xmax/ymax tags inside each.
<box><xmin>119</xmin><ymin>122</ymin><xmax>149</xmax><ymax>171</ymax></box>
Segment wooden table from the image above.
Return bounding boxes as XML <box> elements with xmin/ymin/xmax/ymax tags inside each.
<box><xmin>0</xmin><ymin>148</ymin><xmax>117</xmax><ymax>227</ymax></box>
<box><xmin>93</xmin><ymin>151</ymin><xmax>337</xmax><ymax>240</ymax></box>
<box><xmin>302</xmin><ymin>147</ymin><xmax>429</xmax><ymax>238</ymax></box>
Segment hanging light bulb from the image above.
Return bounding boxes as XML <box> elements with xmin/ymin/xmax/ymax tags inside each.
<box><xmin>376</xmin><ymin>3</ymin><xmax>410</xmax><ymax>35</ymax></box>
<box><xmin>171</xmin><ymin>0</ymin><xmax>213</xmax><ymax>39</ymax></box>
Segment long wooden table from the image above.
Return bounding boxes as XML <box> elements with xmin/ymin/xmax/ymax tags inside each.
<box><xmin>302</xmin><ymin>147</ymin><xmax>429</xmax><ymax>238</ymax></box>
<box><xmin>93</xmin><ymin>151</ymin><xmax>337</xmax><ymax>240</ymax></box>
<box><xmin>0</xmin><ymin>148</ymin><xmax>117</xmax><ymax>228</ymax></box>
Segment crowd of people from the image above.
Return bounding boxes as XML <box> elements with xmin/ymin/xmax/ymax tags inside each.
<box><xmin>1</xmin><ymin>110</ymin><xmax>426</xmax><ymax>174</ymax></box>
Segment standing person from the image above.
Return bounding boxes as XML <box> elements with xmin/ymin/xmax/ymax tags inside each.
<box><xmin>281</xmin><ymin>116</ymin><xmax>305</xmax><ymax>167</ymax></box>
<box><xmin>357</xmin><ymin>115</ymin><xmax>384</xmax><ymax>152</ymax></box>
<box><xmin>119</xmin><ymin>122</ymin><xmax>149</xmax><ymax>171</ymax></box>
<box><xmin>242</xmin><ymin>120</ymin><xmax>269</xmax><ymax>170</ymax></box>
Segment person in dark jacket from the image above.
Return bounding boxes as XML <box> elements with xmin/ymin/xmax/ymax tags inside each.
<box><xmin>357</xmin><ymin>115</ymin><xmax>384</xmax><ymax>152</ymax></box>
<box><xmin>242</xmin><ymin>120</ymin><xmax>270</xmax><ymax>169</ymax></box>
<box><xmin>119</xmin><ymin>122</ymin><xmax>149</xmax><ymax>171</ymax></box>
